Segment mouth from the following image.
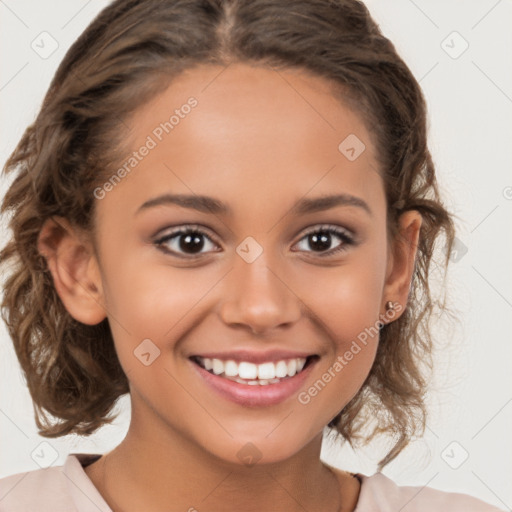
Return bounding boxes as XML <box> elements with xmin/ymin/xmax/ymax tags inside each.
<box><xmin>190</xmin><ymin>354</ymin><xmax>319</xmax><ymax>386</ymax></box>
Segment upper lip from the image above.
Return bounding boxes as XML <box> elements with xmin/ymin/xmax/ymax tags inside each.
<box><xmin>190</xmin><ymin>349</ymin><xmax>317</xmax><ymax>364</ymax></box>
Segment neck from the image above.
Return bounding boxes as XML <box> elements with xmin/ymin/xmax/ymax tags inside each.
<box><xmin>88</xmin><ymin>395</ymin><xmax>353</xmax><ymax>512</ymax></box>
<box><xmin>99</xmin><ymin>436</ymin><xmax>341</xmax><ymax>512</ymax></box>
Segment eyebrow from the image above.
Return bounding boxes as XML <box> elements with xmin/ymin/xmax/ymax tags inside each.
<box><xmin>135</xmin><ymin>193</ymin><xmax>372</xmax><ymax>217</ymax></box>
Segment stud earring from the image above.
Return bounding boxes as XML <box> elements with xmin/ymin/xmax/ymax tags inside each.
<box><xmin>385</xmin><ymin>301</ymin><xmax>394</xmax><ymax>311</ymax></box>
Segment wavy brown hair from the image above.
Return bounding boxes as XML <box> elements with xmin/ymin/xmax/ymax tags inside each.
<box><xmin>0</xmin><ymin>0</ymin><xmax>456</xmax><ymax>471</ymax></box>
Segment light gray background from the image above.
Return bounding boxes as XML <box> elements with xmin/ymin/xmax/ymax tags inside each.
<box><xmin>1</xmin><ymin>0</ymin><xmax>511</xmax><ymax>509</ymax></box>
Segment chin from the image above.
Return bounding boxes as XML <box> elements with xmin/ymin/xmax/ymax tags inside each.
<box><xmin>199</xmin><ymin>431</ymin><xmax>314</xmax><ymax>469</ymax></box>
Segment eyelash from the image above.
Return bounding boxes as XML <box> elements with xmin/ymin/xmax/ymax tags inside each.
<box><xmin>153</xmin><ymin>224</ymin><xmax>356</xmax><ymax>259</ymax></box>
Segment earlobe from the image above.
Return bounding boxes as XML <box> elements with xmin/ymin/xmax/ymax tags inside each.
<box><xmin>382</xmin><ymin>210</ymin><xmax>423</xmax><ymax>319</ymax></box>
<box><xmin>37</xmin><ymin>216</ymin><xmax>107</xmax><ymax>325</ymax></box>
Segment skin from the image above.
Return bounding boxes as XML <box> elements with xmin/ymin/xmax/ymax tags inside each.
<box><xmin>37</xmin><ymin>62</ymin><xmax>422</xmax><ymax>512</ymax></box>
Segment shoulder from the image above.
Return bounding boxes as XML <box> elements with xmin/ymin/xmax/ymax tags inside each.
<box><xmin>354</xmin><ymin>472</ymin><xmax>506</xmax><ymax>512</ymax></box>
<box><xmin>0</xmin><ymin>465</ymin><xmax>72</xmax><ymax>511</ymax></box>
<box><xmin>0</xmin><ymin>453</ymin><xmax>109</xmax><ymax>512</ymax></box>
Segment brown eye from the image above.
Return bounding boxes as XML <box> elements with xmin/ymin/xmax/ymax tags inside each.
<box><xmin>293</xmin><ymin>225</ymin><xmax>355</xmax><ymax>257</ymax></box>
<box><xmin>154</xmin><ymin>226</ymin><xmax>220</xmax><ymax>258</ymax></box>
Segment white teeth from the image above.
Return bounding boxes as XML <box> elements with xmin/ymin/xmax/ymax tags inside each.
<box><xmin>229</xmin><ymin>376</ymin><xmax>284</xmax><ymax>386</ymax></box>
<box><xmin>224</xmin><ymin>360</ymin><xmax>238</xmax><ymax>377</ymax></box>
<box><xmin>287</xmin><ymin>359</ymin><xmax>297</xmax><ymax>377</ymax></box>
<box><xmin>275</xmin><ymin>361</ymin><xmax>288</xmax><ymax>378</ymax></box>
<box><xmin>258</xmin><ymin>362</ymin><xmax>275</xmax><ymax>380</ymax></box>
<box><xmin>212</xmin><ymin>358</ymin><xmax>224</xmax><ymax>375</ymax></box>
<box><xmin>238</xmin><ymin>362</ymin><xmax>258</xmax><ymax>380</ymax></box>
<box><xmin>197</xmin><ymin>356</ymin><xmax>309</xmax><ymax>383</ymax></box>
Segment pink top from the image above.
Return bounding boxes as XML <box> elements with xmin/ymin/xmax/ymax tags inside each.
<box><xmin>0</xmin><ymin>453</ymin><xmax>505</xmax><ymax>511</ymax></box>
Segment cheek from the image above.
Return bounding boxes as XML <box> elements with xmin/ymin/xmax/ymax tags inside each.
<box><xmin>101</xmin><ymin>246</ymin><xmax>223</xmax><ymax>372</ymax></box>
<box><xmin>294</xmin><ymin>260</ymin><xmax>384</xmax><ymax>425</ymax></box>
<box><xmin>98</xmin><ymin>233</ymin><xmax>204</xmax><ymax>327</ymax></box>
<box><xmin>296</xmin><ymin>242</ymin><xmax>387</xmax><ymax>347</ymax></box>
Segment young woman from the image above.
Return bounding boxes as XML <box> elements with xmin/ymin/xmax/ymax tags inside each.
<box><xmin>0</xmin><ymin>1</ymin><xmax>505</xmax><ymax>510</ymax></box>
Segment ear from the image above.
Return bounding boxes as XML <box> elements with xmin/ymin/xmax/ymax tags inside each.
<box><xmin>37</xmin><ymin>216</ymin><xmax>107</xmax><ymax>325</ymax></box>
<box><xmin>382</xmin><ymin>209</ymin><xmax>423</xmax><ymax>320</ymax></box>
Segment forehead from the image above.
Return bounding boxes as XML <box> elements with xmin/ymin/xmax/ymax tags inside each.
<box><xmin>109</xmin><ymin>62</ymin><xmax>383</xmax><ymax>219</ymax></box>
<box><xmin>130</xmin><ymin>62</ymin><xmax>375</xmax><ymax>154</ymax></box>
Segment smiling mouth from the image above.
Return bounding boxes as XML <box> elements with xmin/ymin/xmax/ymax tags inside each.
<box><xmin>190</xmin><ymin>355</ymin><xmax>319</xmax><ymax>386</ymax></box>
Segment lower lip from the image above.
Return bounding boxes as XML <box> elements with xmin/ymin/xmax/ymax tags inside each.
<box><xmin>190</xmin><ymin>358</ymin><xmax>317</xmax><ymax>407</ymax></box>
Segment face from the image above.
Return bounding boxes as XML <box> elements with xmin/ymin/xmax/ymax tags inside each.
<box><xmin>55</xmin><ymin>63</ymin><xmax>415</xmax><ymax>465</ymax></box>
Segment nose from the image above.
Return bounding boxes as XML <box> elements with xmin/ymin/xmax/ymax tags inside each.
<box><xmin>219</xmin><ymin>254</ymin><xmax>302</xmax><ymax>336</ymax></box>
